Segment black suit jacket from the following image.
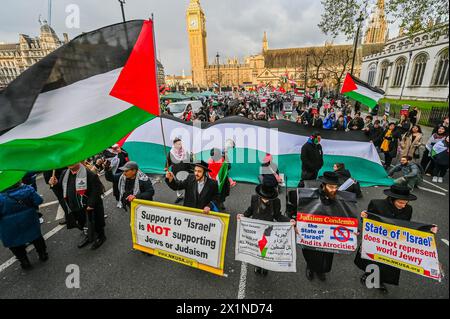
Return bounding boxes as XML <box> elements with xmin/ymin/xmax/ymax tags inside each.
<box><xmin>166</xmin><ymin>174</ymin><xmax>220</xmax><ymax>210</ymax></box>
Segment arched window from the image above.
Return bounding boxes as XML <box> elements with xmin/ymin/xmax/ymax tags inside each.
<box><xmin>378</xmin><ymin>60</ymin><xmax>389</xmax><ymax>87</ymax></box>
<box><xmin>432</xmin><ymin>49</ymin><xmax>449</xmax><ymax>86</ymax></box>
<box><xmin>392</xmin><ymin>57</ymin><xmax>407</xmax><ymax>87</ymax></box>
<box><xmin>410</xmin><ymin>53</ymin><xmax>428</xmax><ymax>86</ymax></box>
<box><xmin>367</xmin><ymin>63</ymin><xmax>377</xmax><ymax>86</ymax></box>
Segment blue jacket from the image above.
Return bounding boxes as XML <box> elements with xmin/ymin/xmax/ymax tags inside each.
<box><xmin>323</xmin><ymin>114</ymin><xmax>336</xmax><ymax>130</ymax></box>
<box><xmin>0</xmin><ymin>185</ymin><xmax>43</xmax><ymax>248</ymax></box>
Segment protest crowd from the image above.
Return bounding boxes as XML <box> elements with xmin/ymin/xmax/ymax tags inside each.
<box><xmin>0</xmin><ymin>88</ymin><xmax>447</xmax><ymax>295</ymax></box>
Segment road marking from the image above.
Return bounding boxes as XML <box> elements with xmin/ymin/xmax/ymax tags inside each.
<box><xmin>103</xmin><ymin>188</ymin><xmax>113</xmax><ymax>198</ymax></box>
<box><xmin>237</xmin><ymin>262</ymin><xmax>247</xmax><ymax>299</ymax></box>
<box><xmin>39</xmin><ymin>200</ymin><xmax>59</xmax><ymax>208</ymax></box>
<box><xmin>417</xmin><ymin>186</ymin><xmax>447</xmax><ymax>196</ymax></box>
<box><xmin>0</xmin><ymin>224</ymin><xmax>65</xmax><ymax>274</ymax></box>
<box><xmin>442</xmin><ymin>239</ymin><xmax>449</xmax><ymax>247</ymax></box>
<box><xmin>422</xmin><ymin>179</ymin><xmax>448</xmax><ymax>192</ymax></box>
<box><xmin>55</xmin><ymin>205</ymin><xmax>65</xmax><ymax>221</ymax></box>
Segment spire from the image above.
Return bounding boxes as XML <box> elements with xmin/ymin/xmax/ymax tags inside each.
<box><xmin>364</xmin><ymin>0</ymin><xmax>388</xmax><ymax>44</ymax></box>
<box><xmin>262</xmin><ymin>31</ymin><xmax>268</xmax><ymax>53</ymax></box>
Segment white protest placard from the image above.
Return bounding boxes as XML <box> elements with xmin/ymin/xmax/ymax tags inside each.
<box><xmin>235</xmin><ymin>217</ymin><xmax>296</xmax><ymax>272</ymax></box>
<box><xmin>131</xmin><ymin>200</ymin><xmax>230</xmax><ymax>276</ymax></box>
<box><xmin>361</xmin><ymin>218</ymin><xmax>441</xmax><ymax>281</ymax></box>
<box><xmin>296</xmin><ymin>213</ymin><xmax>358</xmax><ymax>254</ymax></box>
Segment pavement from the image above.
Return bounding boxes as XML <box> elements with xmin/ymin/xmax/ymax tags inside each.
<box><xmin>0</xmin><ymin>170</ymin><xmax>448</xmax><ymax>299</ymax></box>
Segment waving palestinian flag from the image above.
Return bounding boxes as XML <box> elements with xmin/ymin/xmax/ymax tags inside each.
<box><xmin>0</xmin><ymin>20</ymin><xmax>160</xmax><ymax>191</ymax></box>
<box><xmin>341</xmin><ymin>73</ymin><xmax>384</xmax><ymax>109</ymax></box>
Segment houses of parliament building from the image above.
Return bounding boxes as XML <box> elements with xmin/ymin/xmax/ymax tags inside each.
<box><xmin>186</xmin><ymin>0</ymin><xmax>388</xmax><ymax>90</ymax></box>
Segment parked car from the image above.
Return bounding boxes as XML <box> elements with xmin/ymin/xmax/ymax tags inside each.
<box><xmin>167</xmin><ymin>101</ymin><xmax>203</xmax><ymax>119</ymax></box>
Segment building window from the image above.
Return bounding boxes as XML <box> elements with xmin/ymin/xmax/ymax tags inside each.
<box><xmin>432</xmin><ymin>49</ymin><xmax>449</xmax><ymax>86</ymax></box>
<box><xmin>410</xmin><ymin>53</ymin><xmax>428</xmax><ymax>86</ymax></box>
<box><xmin>392</xmin><ymin>57</ymin><xmax>407</xmax><ymax>87</ymax></box>
<box><xmin>367</xmin><ymin>63</ymin><xmax>377</xmax><ymax>86</ymax></box>
<box><xmin>378</xmin><ymin>61</ymin><xmax>389</xmax><ymax>87</ymax></box>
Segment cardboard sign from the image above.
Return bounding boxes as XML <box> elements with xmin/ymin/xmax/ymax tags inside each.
<box><xmin>236</xmin><ymin>217</ymin><xmax>296</xmax><ymax>272</ymax></box>
<box><xmin>130</xmin><ymin>200</ymin><xmax>230</xmax><ymax>276</ymax></box>
<box><xmin>361</xmin><ymin>218</ymin><xmax>441</xmax><ymax>281</ymax></box>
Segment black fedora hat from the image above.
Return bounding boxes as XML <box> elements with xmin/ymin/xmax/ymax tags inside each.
<box><xmin>255</xmin><ymin>184</ymin><xmax>279</xmax><ymax>200</ymax></box>
<box><xmin>318</xmin><ymin>171</ymin><xmax>341</xmax><ymax>185</ymax></box>
<box><xmin>190</xmin><ymin>160</ymin><xmax>212</xmax><ymax>173</ymax></box>
<box><xmin>383</xmin><ymin>185</ymin><xmax>417</xmax><ymax>201</ymax></box>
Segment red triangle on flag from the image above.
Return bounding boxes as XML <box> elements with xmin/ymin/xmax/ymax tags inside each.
<box><xmin>340</xmin><ymin>73</ymin><xmax>358</xmax><ymax>94</ymax></box>
<box><xmin>110</xmin><ymin>20</ymin><xmax>160</xmax><ymax>116</ymax></box>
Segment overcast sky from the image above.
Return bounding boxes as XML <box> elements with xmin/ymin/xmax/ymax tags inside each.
<box><xmin>0</xmin><ymin>0</ymin><xmax>398</xmax><ymax>75</ymax></box>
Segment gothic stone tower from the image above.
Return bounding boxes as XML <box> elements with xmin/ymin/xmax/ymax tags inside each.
<box><xmin>364</xmin><ymin>0</ymin><xmax>388</xmax><ymax>44</ymax></box>
<box><xmin>186</xmin><ymin>0</ymin><xmax>208</xmax><ymax>87</ymax></box>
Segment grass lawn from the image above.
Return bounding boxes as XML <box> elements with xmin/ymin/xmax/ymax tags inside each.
<box><xmin>379</xmin><ymin>98</ymin><xmax>448</xmax><ymax>110</ymax></box>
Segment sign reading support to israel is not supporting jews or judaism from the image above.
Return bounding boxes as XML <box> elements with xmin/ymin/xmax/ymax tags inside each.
<box><xmin>235</xmin><ymin>217</ymin><xmax>296</xmax><ymax>272</ymax></box>
<box><xmin>131</xmin><ymin>200</ymin><xmax>230</xmax><ymax>276</ymax></box>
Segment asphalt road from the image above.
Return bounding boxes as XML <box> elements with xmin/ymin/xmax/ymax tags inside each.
<box><xmin>0</xmin><ymin>171</ymin><xmax>448</xmax><ymax>299</ymax></box>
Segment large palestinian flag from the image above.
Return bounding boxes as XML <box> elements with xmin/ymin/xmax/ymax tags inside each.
<box><xmin>123</xmin><ymin>116</ymin><xmax>393</xmax><ymax>187</ymax></box>
<box><xmin>0</xmin><ymin>20</ymin><xmax>160</xmax><ymax>191</ymax></box>
<box><xmin>341</xmin><ymin>73</ymin><xmax>384</xmax><ymax>109</ymax></box>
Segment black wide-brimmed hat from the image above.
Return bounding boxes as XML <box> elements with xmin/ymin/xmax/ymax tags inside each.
<box><xmin>383</xmin><ymin>185</ymin><xmax>417</xmax><ymax>201</ymax></box>
<box><xmin>255</xmin><ymin>184</ymin><xmax>279</xmax><ymax>200</ymax></box>
<box><xmin>318</xmin><ymin>171</ymin><xmax>341</xmax><ymax>185</ymax></box>
<box><xmin>190</xmin><ymin>160</ymin><xmax>212</xmax><ymax>172</ymax></box>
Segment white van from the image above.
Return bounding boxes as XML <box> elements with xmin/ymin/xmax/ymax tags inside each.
<box><xmin>167</xmin><ymin>101</ymin><xmax>203</xmax><ymax>119</ymax></box>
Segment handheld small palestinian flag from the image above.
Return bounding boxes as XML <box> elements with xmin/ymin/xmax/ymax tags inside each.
<box><xmin>0</xmin><ymin>20</ymin><xmax>160</xmax><ymax>191</ymax></box>
<box><xmin>340</xmin><ymin>73</ymin><xmax>385</xmax><ymax>109</ymax></box>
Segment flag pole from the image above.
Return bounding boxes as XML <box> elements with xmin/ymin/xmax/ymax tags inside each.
<box><xmin>150</xmin><ymin>14</ymin><xmax>169</xmax><ymax>170</ymax></box>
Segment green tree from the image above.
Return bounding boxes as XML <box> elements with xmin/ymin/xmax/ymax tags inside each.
<box><xmin>318</xmin><ymin>0</ymin><xmax>449</xmax><ymax>40</ymax></box>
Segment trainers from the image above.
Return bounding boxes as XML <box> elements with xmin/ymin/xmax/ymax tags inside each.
<box><xmin>438</xmin><ymin>177</ymin><xmax>443</xmax><ymax>183</ymax></box>
<box><xmin>432</xmin><ymin>176</ymin><xmax>438</xmax><ymax>183</ymax></box>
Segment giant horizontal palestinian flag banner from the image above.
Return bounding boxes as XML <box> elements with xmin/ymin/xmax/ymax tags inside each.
<box><xmin>123</xmin><ymin>116</ymin><xmax>393</xmax><ymax>187</ymax></box>
<box><xmin>0</xmin><ymin>20</ymin><xmax>160</xmax><ymax>191</ymax></box>
<box><xmin>341</xmin><ymin>73</ymin><xmax>385</xmax><ymax>109</ymax></box>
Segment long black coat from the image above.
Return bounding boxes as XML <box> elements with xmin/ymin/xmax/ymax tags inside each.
<box><xmin>354</xmin><ymin>198</ymin><xmax>412</xmax><ymax>285</ymax></box>
<box><xmin>376</xmin><ymin>129</ymin><xmax>402</xmax><ymax>157</ymax></box>
<box><xmin>244</xmin><ymin>195</ymin><xmax>289</xmax><ymax>222</ymax></box>
<box><xmin>300</xmin><ymin>142</ymin><xmax>324</xmax><ymax>180</ymax></box>
<box><xmin>166</xmin><ymin>175</ymin><xmax>220</xmax><ymax>210</ymax></box>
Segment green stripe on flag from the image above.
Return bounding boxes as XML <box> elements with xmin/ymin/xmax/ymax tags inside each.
<box><xmin>344</xmin><ymin>91</ymin><xmax>378</xmax><ymax>109</ymax></box>
<box><xmin>0</xmin><ymin>171</ymin><xmax>26</xmax><ymax>192</ymax></box>
<box><xmin>217</xmin><ymin>162</ymin><xmax>229</xmax><ymax>193</ymax></box>
<box><xmin>0</xmin><ymin>107</ymin><xmax>155</xmax><ymax>172</ymax></box>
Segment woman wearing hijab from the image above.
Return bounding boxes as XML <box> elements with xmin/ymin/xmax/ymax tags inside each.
<box><xmin>421</xmin><ymin>126</ymin><xmax>447</xmax><ymax>176</ymax></box>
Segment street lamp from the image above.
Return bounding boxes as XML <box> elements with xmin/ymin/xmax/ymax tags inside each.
<box><xmin>304</xmin><ymin>54</ymin><xmax>310</xmax><ymax>90</ymax></box>
<box><xmin>118</xmin><ymin>0</ymin><xmax>126</xmax><ymax>23</ymax></box>
<box><xmin>351</xmin><ymin>13</ymin><xmax>364</xmax><ymax>75</ymax></box>
<box><xmin>216</xmin><ymin>52</ymin><xmax>221</xmax><ymax>93</ymax></box>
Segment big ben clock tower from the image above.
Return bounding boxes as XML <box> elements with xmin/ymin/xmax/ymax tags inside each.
<box><xmin>186</xmin><ymin>0</ymin><xmax>208</xmax><ymax>87</ymax></box>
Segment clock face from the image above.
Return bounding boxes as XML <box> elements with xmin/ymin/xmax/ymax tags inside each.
<box><xmin>189</xmin><ymin>17</ymin><xmax>198</xmax><ymax>29</ymax></box>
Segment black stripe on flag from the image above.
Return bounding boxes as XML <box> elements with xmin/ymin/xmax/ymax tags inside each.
<box><xmin>0</xmin><ymin>20</ymin><xmax>145</xmax><ymax>134</ymax></box>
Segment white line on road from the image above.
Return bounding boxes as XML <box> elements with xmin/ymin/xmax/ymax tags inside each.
<box><xmin>417</xmin><ymin>186</ymin><xmax>447</xmax><ymax>196</ymax></box>
<box><xmin>55</xmin><ymin>205</ymin><xmax>65</xmax><ymax>221</ymax></box>
<box><xmin>237</xmin><ymin>262</ymin><xmax>248</xmax><ymax>299</ymax></box>
<box><xmin>39</xmin><ymin>200</ymin><xmax>59</xmax><ymax>208</ymax></box>
<box><xmin>103</xmin><ymin>188</ymin><xmax>113</xmax><ymax>198</ymax></box>
<box><xmin>422</xmin><ymin>179</ymin><xmax>448</xmax><ymax>192</ymax></box>
<box><xmin>0</xmin><ymin>224</ymin><xmax>65</xmax><ymax>274</ymax></box>
<box><xmin>442</xmin><ymin>239</ymin><xmax>449</xmax><ymax>247</ymax></box>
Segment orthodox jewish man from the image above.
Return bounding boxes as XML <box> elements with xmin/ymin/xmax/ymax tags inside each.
<box><xmin>289</xmin><ymin>172</ymin><xmax>357</xmax><ymax>281</ymax></box>
<box><xmin>165</xmin><ymin>161</ymin><xmax>220</xmax><ymax>214</ymax></box>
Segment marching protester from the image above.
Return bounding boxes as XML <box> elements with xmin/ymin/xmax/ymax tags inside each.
<box><xmin>165</xmin><ymin>160</ymin><xmax>220</xmax><ymax>213</ymax></box>
<box><xmin>166</xmin><ymin>138</ymin><xmax>193</xmax><ymax>204</ymax></box>
<box><xmin>299</xmin><ymin>132</ymin><xmax>324</xmax><ymax>187</ymax></box>
<box><xmin>309</xmin><ymin>111</ymin><xmax>323</xmax><ymax>129</ymax></box>
<box><xmin>322</xmin><ymin>112</ymin><xmax>336</xmax><ymax>130</ymax></box>
<box><xmin>399</xmin><ymin>125</ymin><xmax>423</xmax><ymax>163</ymax></box>
<box><xmin>49</xmin><ymin>163</ymin><xmax>106</xmax><ymax>250</ymax></box>
<box><xmin>355</xmin><ymin>185</ymin><xmax>438</xmax><ymax>294</ymax></box>
<box><xmin>348</xmin><ymin>112</ymin><xmax>364</xmax><ymax>131</ymax></box>
<box><xmin>408</xmin><ymin>106</ymin><xmax>419</xmax><ymax>126</ymax></box>
<box><xmin>208</xmin><ymin>148</ymin><xmax>231</xmax><ymax>211</ymax></box>
<box><xmin>397</xmin><ymin>114</ymin><xmax>412</xmax><ymax>135</ymax></box>
<box><xmin>44</xmin><ymin>169</ymin><xmax>69</xmax><ymax>225</ymax></box>
<box><xmin>378</xmin><ymin>122</ymin><xmax>402</xmax><ymax>169</ymax></box>
<box><xmin>362</xmin><ymin>115</ymin><xmax>374</xmax><ymax>133</ymax></box>
<box><xmin>388</xmin><ymin>156</ymin><xmax>421</xmax><ymax>190</ymax></box>
<box><xmin>431</xmin><ymin>136</ymin><xmax>449</xmax><ymax>183</ymax></box>
<box><xmin>366</xmin><ymin>120</ymin><xmax>384</xmax><ymax>146</ymax></box>
<box><xmin>299</xmin><ymin>172</ymin><xmax>350</xmax><ymax>281</ymax></box>
<box><xmin>432</xmin><ymin>116</ymin><xmax>449</xmax><ymax>135</ymax></box>
<box><xmin>0</xmin><ymin>182</ymin><xmax>48</xmax><ymax>270</ymax></box>
<box><xmin>259</xmin><ymin>154</ymin><xmax>283</xmax><ymax>194</ymax></box>
<box><xmin>333</xmin><ymin>163</ymin><xmax>362</xmax><ymax>198</ymax></box>
<box><xmin>333</xmin><ymin>114</ymin><xmax>347</xmax><ymax>131</ymax></box>
<box><xmin>237</xmin><ymin>181</ymin><xmax>296</xmax><ymax>276</ymax></box>
<box><xmin>421</xmin><ymin>126</ymin><xmax>448</xmax><ymax>176</ymax></box>
<box><xmin>106</xmin><ymin>161</ymin><xmax>155</xmax><ymax>211</ymax></box>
